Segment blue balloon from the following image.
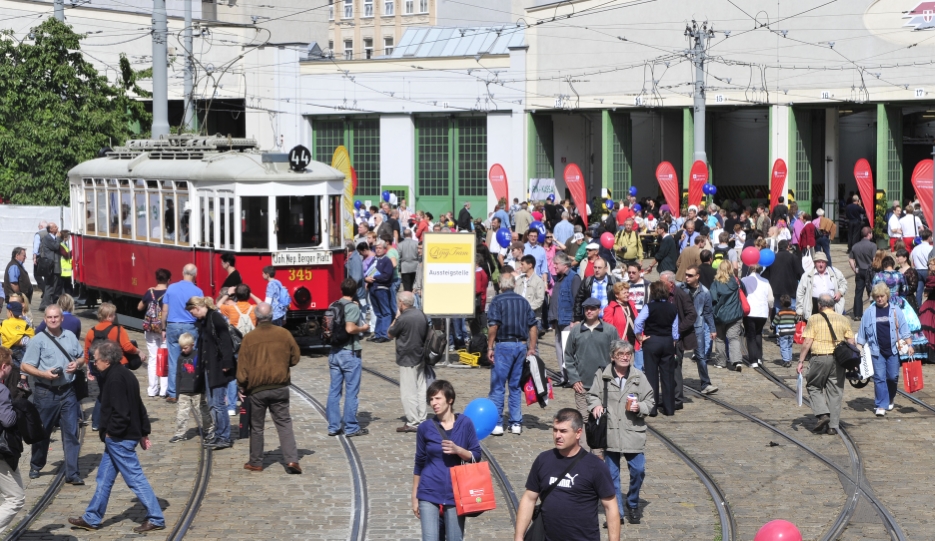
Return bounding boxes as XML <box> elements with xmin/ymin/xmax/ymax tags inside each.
<box><xmin>633</xmin><ymin>203</ymin><xmax>642</xmax><ymax>212</ymax></box>
<box><xmin>463</xmin><ymin>398</ymin><xmax>499</xmax><ymax>440</ymax></box>
<box><xmin>547</xmin><ymin>194</ymin><xmax>555</xmax><ymax>201</ymax></box>
<box><xmin>496</xmin><ymin>227</ymin><xmax>511</xmax><ymax>248</ymax></box>
<box><xmin>629</xmin><ymin>186</ymin><xmax>638</xmax><ymax>196</ymax></box>
<box><xmin>606</xmin><ymin>199</ymin><xmax>614</xmax><ymax>210</ymax></box>
<box><xmin>530</xmin><ymin>221</ymin><xmax>547</xmax><ymax>237</ymax></box>
<box><xmin>915</xmin><ymin>236</ymin><xmax>923</xmax><ymax>246</ymax></box>
<box><xmin>703</xmin><ymin>184</ymin><xmax>711</xmax><ymax>195</ymax></box>
<box><xmin>382</xmin><ymin>190</ymin><xmax>391</xmax><ymax>202</ymax></box>
<box><xmin>710</xmin><ymin>185</ymin><xmax>717</xmax><ymax>194</ymax></box>
<box><xmin>758</xmin><ymin>248</ymin><xmax>776</xmax><ymax>267</ymax></box>
<box><xmin>354</xmin><ymin>200</ymin><xmax>362</xmax><ymax>210</ymax></box>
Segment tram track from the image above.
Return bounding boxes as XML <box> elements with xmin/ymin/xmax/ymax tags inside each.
<box><xmin>290</xmin><ymin>383</ymin><xmax>368</xmax><ymax>541</ymax></box>
<box><xmin>359</xmin><ymin>365</ymin><xmax>520</xmax><ymax>525</ymax></box>
<box><xmin>895</xmin><ymin>388</ymin><xmax>935</xmax><ymax>414</ymax></box>
<box><xmin>705</xmin><ymin>361</ymin><xmax>906</xmax><ymax>541</ymax></box>
<box><xmin>164</xmin><ymin>427</ymin><xmax>212</xmax><ymax>541</ymax></box>
<box><xmin>4</xmin><ymin>414</ymin><xmax>88</xmax><ymax>540</ymax></box>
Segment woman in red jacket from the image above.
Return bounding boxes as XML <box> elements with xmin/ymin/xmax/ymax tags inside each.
<box><xmin>798</xmin><ymin>213</ymin><xmax>817</xmax><ymax>253</ymax></box>
<box><xmin>602</xmin><ymin>282</ymin><xmax>642</xmax><ymax>369</ymax></box>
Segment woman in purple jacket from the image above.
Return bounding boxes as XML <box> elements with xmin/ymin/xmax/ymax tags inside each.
<box><xmin>411</xmin><ymin>380</ymin><xmax>481</xmax><ymax>541</ymax></box>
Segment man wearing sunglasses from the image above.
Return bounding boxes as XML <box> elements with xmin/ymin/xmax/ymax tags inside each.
<box><xmin>680</xmin><ymin>267</ymin><xmax>718</xmax><ymax>395</ymax></box>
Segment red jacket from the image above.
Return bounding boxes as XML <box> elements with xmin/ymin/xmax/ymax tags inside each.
<box><xmin>616</xmin><ymin>207</ymin><xmax>634</xmax><ymax>225</ymax></box>
<box><xmin>798</xmin><ymin>222</ymin><xmax>817</xmax><ymax>249</ymax></box>
<box><xmin>602</xmin><ymin>299</ymin><xmax>641</xmax><ymax>351</ymax></box>
<box><xmin>475</xmin><ymin>268</ymin><xmax>489</xmax><ymax>308</ymax></box>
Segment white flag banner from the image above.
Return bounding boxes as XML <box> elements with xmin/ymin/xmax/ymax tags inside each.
<box><xmin>529</xmin><ymin>178</ymin><xmax>556</xmax><ymax>201</ymax></box>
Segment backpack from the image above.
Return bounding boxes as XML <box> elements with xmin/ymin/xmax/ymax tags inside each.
<box><xmin>711</xmin><ymin>246</ymin><xmax>729</xmax><ymax>269</ymax></box>
<box><xmin>276</xmin><ymin>281</ymin><xmax>291</xmax><ymax>310</ymax></box>
<box><xmin>234</xmin><ymin>304</ymin><xmax>255</xmax><ymax>336</ymax></box>
<box><xmin>322</xmin><ymin>300</ymin><xmax>351</xmax><ymax>345</ymax></box>
<box><xmin>468</xmin><ymin>334</ymin><xmax>490</xmax><ymax>367</ymax></box>
<box><xmin>141</xmin><ymin>289</ymin><xmax>164</xmax><ymax>333</ymax></box>
<box><xmin>423</xmin><ymin>325</ymin><xmax>447</xmax><ymax>367</ymax></box>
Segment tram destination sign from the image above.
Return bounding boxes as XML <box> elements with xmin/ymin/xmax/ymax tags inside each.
<box><xmin>271</xmin><ymin>250</ymin><xmax>333</xmax><ymax>266</ymax></box>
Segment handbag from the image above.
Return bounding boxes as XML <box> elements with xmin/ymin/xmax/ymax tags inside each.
<box><xmin>585</xmin><ymin>379</ymin><xmax>608</xmax><ymax>450</ymax></box>
<box><xmin>818</xmin><ymin>312</ymin><xmax>861</xmax><ymax>370</ymax></box>
<box><xmin>156</xmin><ymin>346</ymin><xmax>169</xmax><ymax>378</ymax></box>
<box><xmin>523</xmin><ymin>450</ymin><xmax>587</xmax><ymax>541</ymax></box>
<box><xmin>431</xmin><ymin>420</ymin><xmax>496</xmax><ymax>517</ymax></box>
<box><xmin>903</xmin><ymin>359</ymin><xmax>924</xmax><ymax>393</ymax></box>
<box><xmin>793</xmin><ymin>321</ymin><xmax>807</xmax><ymax>345</ymax></box>
<box><xmin>734</xmin><ymin>277</ymin><xmax>750</xmax><ymax>316</ymax></box>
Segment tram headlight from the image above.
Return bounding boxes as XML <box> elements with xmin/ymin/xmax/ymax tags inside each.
<box><xmin>293</xmin><ymin>286</ymin><xmax>311</xmax><ymax>306</ymax></box>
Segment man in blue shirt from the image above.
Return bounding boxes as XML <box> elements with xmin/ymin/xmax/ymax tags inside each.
<box><xmin>159</xmin><ymin>264</ymin><xmax>203</xmax><ymax>401</ymax></box>
<box><xmin>553</xmin><ymin>211</ymin><xmax>575</xmax><ymax>246</ymax></box>
<box><xmin>486</xmin><ymin>274</ymin><xmax>538</xmax><ymax>436</ymax></box>
<box><xmin>523</xmin><ymin>229</ymin><xmax>549</xmax><ymax>284</ymax></box>
<box><xmin>493</xmin><ymin>204</ymin><xmax>511</xmax><ymax>233</ymax></box>
<box><xmin>261</xmin><ymin>266</ymin><xmax>289</xmax><ymax>327</ymax></box>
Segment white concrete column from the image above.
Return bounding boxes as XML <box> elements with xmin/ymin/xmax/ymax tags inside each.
<box><xmin>380</xmin><ymin>114</ymin><xmax>415</xmax><ymax>197</ymax></box>
<box><xmin>771</xmin><ymin>105</ymin><xmax>791</xmax><ymax>199</ymax></box>
<box><xmin>487</xmin><ymin>111</ymin><xmax>514</xmax><ymax>213</ymax></box>
<box><xmin>825</xmin><ymin>108</ymin><xmax>839</xmax><ymax>220</ymax></box>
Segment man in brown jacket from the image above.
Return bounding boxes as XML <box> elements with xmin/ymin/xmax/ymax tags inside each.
<box><xmin>236</xmin><ymin>302</ymin><xmax>302</xmax><ymax>474</ymax></box>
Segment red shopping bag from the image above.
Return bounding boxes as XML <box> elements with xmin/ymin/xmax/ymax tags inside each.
<box><xmin>523</xmin><ymin>378</ymin><xmax>537</xmax><ymax>406</ymax></box>
<box><xmin>793</xmin><ymin>321</ymin><xmax>807</xmax><ymax>345</ymax></box>
<box><xmin>903</xmin><ymin>360</ymin><xmax>924</xmax><ymax>393</ymax></box>
<box><xmin>156</xmin><ymin>347</ymin><xmax>169</xmax><ymax>378</ymax></box>
<box><xmin>450</xmin><ymin>461</ymin><xmax>497</xmax><ymax>516</ymax></box>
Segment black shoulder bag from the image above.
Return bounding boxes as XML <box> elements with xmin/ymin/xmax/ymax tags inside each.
<box><xmin>585</xmin><ymin>379</ymin><xmax>608</xmax><ymax>449</ymax></box>
<box><xmin>524</xmin><ymin>450</ymin><xmax>587</xmax><ymax>541</ymax></box>
<box><xmin>818</xmin><ymin>312</ymin><xmax>861</xmax><ymax>370</ymax></box>
<box><xmin>41</xmin><ymin>330</ymin><xmax>90</xmax><ymax>399</ymax></box>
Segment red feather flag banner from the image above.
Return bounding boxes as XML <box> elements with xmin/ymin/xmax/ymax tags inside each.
<box><xmin>350</xmin><ymin>166</ymin><xmax>358</xmax><ymax>196</ymax></box>
<box><xmin>655</xmin><ymin>161</ymin><xmax>680</xmax><ymax>218</ymax></box>
<box><xmin>564</xmin><ymin>163</ymin><xmax>588</xmax><ymax>227</ymax></box>
<box><xmin>770</xmin><ymin>159</ymin><xmax>787</xmax><ymax>212</ymax></box>
<box><xmin>688</xmin><ymin>160</ymin><xmax>708</xmax><ymax>209</ymax></box>
<box><xmin>853</xmin><ymin>159</ymin><xmax>874</xmax><ymax>228</ymax></box>
<box><xmin>911</xmin><ymin>159</ymin><xmax>934</xmax><ymax>229</ymax></box>
<box><xmin>488</xmin><ymin>163</ymin><xmax>508</xmax><ymax>204</ymax></box>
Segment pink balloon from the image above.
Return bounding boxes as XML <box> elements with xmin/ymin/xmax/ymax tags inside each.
<box><xmin>754</xmin><ymin>520</ymin><xmax>802</xmax><ymax>541</ymax></box>
<box><xmin>532</xmin><ymin>211</ymin><xmax>543</xmax><ymax>221</ymax></box>
<box><xmin>741</xmin><ymin>246</ymin><xmax>761</xmax><ymax>266</ymax></box>
<box><xmin>600</xmin><ymin>232</ymin><xmax>615</xmax><ymax>249</ymax></box>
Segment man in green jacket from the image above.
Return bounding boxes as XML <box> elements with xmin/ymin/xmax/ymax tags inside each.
<box><xmin>563</xmin><ymin>298</ymin><xmax>615</xmax><ymax>450</ymax></box>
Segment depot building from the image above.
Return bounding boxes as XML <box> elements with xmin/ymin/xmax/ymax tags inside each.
<box><xmin>289</xmin><ymin>0</ymin><xmax>935</xmax><ymax>220</ymax></box>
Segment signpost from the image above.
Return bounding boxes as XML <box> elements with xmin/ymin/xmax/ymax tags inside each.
<box><xmin>422</xmin><ymin>233</ymin><xmax>476</xmax><ymax>367</ymax></box>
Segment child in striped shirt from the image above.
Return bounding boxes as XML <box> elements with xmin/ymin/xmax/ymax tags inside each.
<box><xmin>772</xmin><ymin>295</ymin><xmax>797</xmax><ymax>368</ymax></box>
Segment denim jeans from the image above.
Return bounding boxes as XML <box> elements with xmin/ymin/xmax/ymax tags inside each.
<box><xmin>207</xmin><ymin>385</ymin><xmax>232</xmax><ymax>443</ymax></box>
<box><xmin>30</xmin><ymin>384</ymin><xmax>80</xmax><ymax>481</ymax></box>
<box><xmin>390</xmin><ymin>278</ymin><xmax>401</xmax><ymax>321</ymax></box>
<box><xmin>82</xmin><ymin>438</ymin><xmax>165</xmax><ymax>528</ymax></box>
<box><xmin>418</xmin><ymin>500</ymin><xmax>464</xmax><ymax>541</ymax></box>
<box><xmin>872</xmin><ymin>353</ymin><xmax>900</xmax><ymax>409</ymax></box>
<box><xmin>226</xmin><ymin>380</ymin><xmax>239</xmax><ymax>412</ymax></box>
<box><xmin>487</xmin><ymin>341</ymin><xmax>526</xmax><ymax>427</ymax></box>
<box><xmin>917</xmin><ymin>269</ymin><xmax>929</xmax><ymax>308</ymax></box>
<box><xmin>778</xmin><ymin>335</ymin><xmax>794</xmax><ymax>363</ymax></box>
<box><xmin>327</xmin><ymin>348</ymin><xmax>362</xmax><ymax>434</ymax></box>
<box><xmin>633</xmin><ymin>349</ymin><xmax>644</xmax><ymax>371</ymax></box>
<box><xmin>166</xmin><ymin>322</ymin><xmax>199</xmax><ymax>398</ymax></box>
<box><xmin>816</xmin><ymin>236</ymin><xmax>831</xmax><ymax>264</ymax></box>
<box><xmin>91</xmin><ymin>398</ymin><xmax>101</xmax><ymax>431</ymax></box>
<box><xmin>371</xmin><ymin>288</ymin><xmax>392</xmax><ymax>339</ymax></box>
<box><xmin>605</xmin><ymin>451</ymin><xmax>645</xmax><ymax>512</ymax></box>
<box><xmin>448</xmin><ymin>318</ymin><xmax>468</xmax><ymax>348</ymax></box>
<box><xmin>693</xmin><ymin>324</ymin><xmax>712</xmax><ymax>388</ymax></box>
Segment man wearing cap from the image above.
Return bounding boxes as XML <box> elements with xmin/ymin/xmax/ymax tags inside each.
<box><xmin>513</xmin><ymin>202</ymin><xmax>533</xmax><ymax>235</ymax></box>
<box><xmin>486</xmin><ymin>274</ymin><xmax>538</xmax><ymax>436</ymax></box>
<box><xmin>813</xmin><ymin>209</ymin><xmax>837</xmax><ymax>264</ymax></box>
<box><xmin>563</xmin><ymin>296</ymin><xmax>615</xmax><ymax>448</ymax></box>
<box><xmin>795</xmin><ymin>252</ymin><xmax>847</xmax><ymax>319</ymax></box>
<box><xmin>576</xmin><ymin>242</ymin><xmax>601</xmax><ymax>278</ymax></box>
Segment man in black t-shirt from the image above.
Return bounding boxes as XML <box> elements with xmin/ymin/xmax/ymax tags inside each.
<box><xmin>515</xmin><ymin>409</ymin><xmax>619</xmax><ymax>541</ymax></box>
<box><xmin>217</xmin><ymin>253</ymin><xmax>243</xmax><ymax>305</ymax></box>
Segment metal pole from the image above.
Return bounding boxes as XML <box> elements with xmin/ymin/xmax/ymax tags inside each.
<box><xmin>183</xmin><ymin>0</ymin><xmax>194</xmax><ymax>132</ymax></box>
<box><xmin>53</xmin><ymin>0</ymin><xmax>64</xmax><ymax>21</ymax></box>
<box><xmin>152</xmin><ymin>0</ymin><xmax>169</xmax><ymax>138</ymax></box>
<box><xmin>687</xmin><ymin>21</ymin><xmax>712</xmax><ymax>165</ymax></box>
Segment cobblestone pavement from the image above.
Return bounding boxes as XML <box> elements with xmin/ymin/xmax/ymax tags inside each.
<box><xmin>14</xmin><ymin>241</ymin><xmax>935</xmax><ymax>540</ymax></box>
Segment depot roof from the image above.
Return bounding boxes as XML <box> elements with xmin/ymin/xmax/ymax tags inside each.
<box><xmin>387</xmin><ymin>26</ymin><xmax>525</xmax><ymax>59</ymax></box>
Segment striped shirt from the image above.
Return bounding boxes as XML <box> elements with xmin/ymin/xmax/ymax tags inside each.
<box><xmin>772</xmin><ymin>309</ymin><xmax>798</xmax><ymax>337</ymax></box>
<box><xmin>487</xmin><ymin>290</ymin><xmax>537</xmax><ymax>341</ymax></box>
<box><xmin>802</xmin><ymin>309</ymin><xmax>854</xmax><ymax>355</ymax></box>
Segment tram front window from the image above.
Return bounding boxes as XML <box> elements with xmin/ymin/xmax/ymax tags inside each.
<box><xmin>241</xmin><ymin>196</ymin><xmax>269</xmax><ymax>250</ymax></box>
<box><xmin>276</xmin><ymin>196</ymin><xmax>321</xmax><ymax>249</ymax></box>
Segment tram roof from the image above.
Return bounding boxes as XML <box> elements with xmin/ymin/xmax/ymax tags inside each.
<box><xmin>68</xmin><ymin>136</ymin><xmax>346</xmax><ymax>185</ymax></box>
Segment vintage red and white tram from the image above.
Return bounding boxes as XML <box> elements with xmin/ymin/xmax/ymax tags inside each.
<box><xmin>66</xmin><ymin>135</ymin><xmax>348</xmax><ymax>346</ymax></box>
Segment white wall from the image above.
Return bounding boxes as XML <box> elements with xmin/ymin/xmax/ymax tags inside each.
<box><xmin>245</xmin><ymin>46</ymin><xmax>304</xmax><ymax>151</ymax></box>
<box><xmin>0</xmin><ymin>206</ymin><xmax>71</xmax><ymax>285</ymax></box>
<box><xmin>771</xmin><ymin>105</ymin><xmax>791</xmax><ymax>198</ymax></box>
<box><xmin>487</xmin><ymin>111</ymin><xmax>514</xmax><ymax>214</ymax></box>
<box><xmin>380</xmin><ymin>115</ymin><xmax>415</xmax><ymax>195</ymax></box>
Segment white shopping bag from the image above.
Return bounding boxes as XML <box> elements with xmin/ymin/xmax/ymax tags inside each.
<box><xmin>796</xmin><ymin>373</ymin><xmax>804</xmax><ymax>407</ymax></box>
<box><xmin>859</xmin><ymin>344</ymin><xmax>875</xmax><ymax>380</ymax></box>
<box><xmin>801</xmin><ymin>248</ymin><xmax>814</xmax><ymax>275</ymax></box>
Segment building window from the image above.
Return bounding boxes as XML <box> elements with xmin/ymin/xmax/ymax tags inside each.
<box><xmin>384</xmin><ymin>37</ymin><xmax>394</xmax><ymax>55</ymax></box>
<box><xmin>419</xmin><ymin>0</ymin><xmax>428</xmax><ymax>13</ymax></box>
<box><xmin>343</xmin><ymin>0</ymin><xmax>353</xmax><ymax>19</ymax></box>
<box><xmin>329</xmin><ymin>0</ymin><xmax>334</xmax><ymax>20</ymax></box>
<box><xmin>328</xmin><ymin>40</ymin><xmax>334</xmax><ymax>53</ymax></box>
<box><xmin>457</xmin><ymin>117</ymin><xmax>486</xmax><ymax>197</ymax></box>
<box><xmin>364</xmin><ymin>0</ymin><xmax>373</xmax><ymax>17</ymax></box>
<box><xmin>364</xmin><ymin>38</ymin><xmax>373</xmax><ymax>59</ymax></box>
<box><xmin>417</xmin><ymin>118</ymin><xmax>450</xmax><ymax>197</ymax></box>
<box><xmin>404</xmin><ymin>0</ymin><xmax>413</xmax><ymax>14</ymax></box>
<box><xmin>344</xmin><ymin>40</ymin><xmax>353</xmax><ymax>60</ymax></box>
<box><xmin>312</xmin><ymin>118</ymin><xmax>381</xmax><ymax>198</ymax></box>
<box><xmin>384</xmin><ymin>0</ymin><xmax>394</xmax><ymax>15</ymax></box>
<box><xmin>416</xmin><ymin>116</ymin><xmax>487</xmax><ymax>201</ymax></box>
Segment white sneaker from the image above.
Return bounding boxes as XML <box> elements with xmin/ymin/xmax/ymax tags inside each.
<box><xmin>887</xmin><ymin>403</ymin><xmax>895</xmax><ymax>411</ymax></box>
<box><xmin>749</xmin><ymin>361</ymin><xmax>759</xmax><ymax>368</ymax></box>
<box><xmin>874</xmin><ymin>408</ymin><xmax>885</xmax><ymax>417</ymax></box>
<box><xmin>510</xmin><ymin>424</ymin><xmax>523</xmax><ymax>435</ymax></box>
<box><xmin>701</xmin><ymin>385</ymin><xmax>719</xmax><ymax>395</ymax></box>
<box><xmin>228</xmin><ymin>409</ymin><xmax>237</xmax><ymax>416</ymax></box>
<box><xmin>491</xmin><ymin>425</ymin><xmax>504</xmax><ymax>436</ymax></box>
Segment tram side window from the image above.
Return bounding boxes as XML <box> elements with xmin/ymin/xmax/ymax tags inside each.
<box><xmin>276</xmin><ymin>196</ymin><xmax>321</xmax><ymax>249</ymax></box>
<box><xmin>177</xmin><ymin>190</ymin><xmax>190</xmax><ymax>246</ymax></box>
<box><xmin>242</xmin><ymin>196</ymin><xmax>268</xmax><ymax>250</ymax></box>
<box><xmin>96</xmin><ymin>190</ymin><xmax>107</xmax><ymax>238</ymax></box>
<box><xmin>148</xmin><ymin>183</ymin><xmax>162</xmax><ymax>241</ymax></box>
<box><xmin>84</xmin><ymin>188</ymin><xmax>95</xmax><ymax>233</ymax></box>
<box><xmin>329</xmin><ymin>195</ymin><xmax>342</xmax><ymax>247</ymax></box>
<box><xmin>120</xmin><ymin>187</ymin><xmax>132</xmax><ymax>239</ymax></box>
<box><xmin>135</xmin><ymin>181</ymin><xmax>147</xmax><ymax>241</ymax></box>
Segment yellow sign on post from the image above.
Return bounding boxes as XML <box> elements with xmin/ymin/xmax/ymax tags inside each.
<box><xmin>422</xmin><ymin>233</ymin><xmax>476</xmax><ymax>316</ymax></box>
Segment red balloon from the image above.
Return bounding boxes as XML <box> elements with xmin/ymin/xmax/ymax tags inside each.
<box><xmin>741</xmin><ymin>246</ymin><xmax>761</xmax><ymax>266</ymax></box>
<box><xmin>754</xmin><ymin>520</ymin><xmax>802</xmax><ymax>541</ymax></box>
<box><xmin>600</xmin><ymin>232</ymin><xmax>615</xmax><ymax>249</ymax></box>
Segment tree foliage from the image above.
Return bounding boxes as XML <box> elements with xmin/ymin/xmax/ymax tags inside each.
<box><xmin>0</xmin><ymin>19</ymin><xmax>151</xmax><ymax>205</ymax></box>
